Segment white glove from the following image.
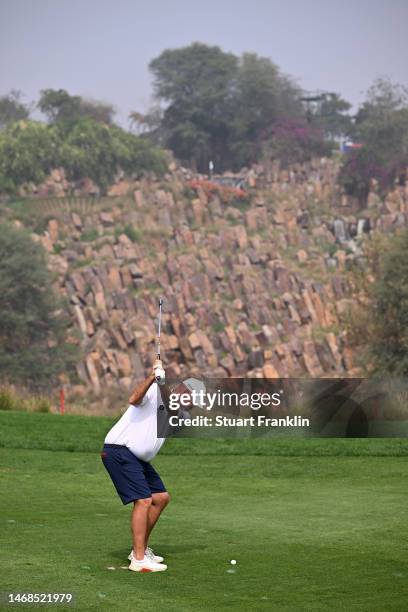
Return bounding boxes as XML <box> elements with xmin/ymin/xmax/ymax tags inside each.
<box><xmin>154</xmin><ymin>367</ymin><xmax>165</xmax><ymax>385</ymax></box>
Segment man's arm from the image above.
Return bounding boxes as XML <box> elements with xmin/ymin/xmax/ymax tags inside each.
<box><xmin>128</xmin><ymin>373</ymin><xmax>155</xmax><ymax>406</ymax></box>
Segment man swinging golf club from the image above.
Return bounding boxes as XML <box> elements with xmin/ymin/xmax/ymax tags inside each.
<box><xmin>101</xmin><ymin>299</ymin><xmax>205</xmax><ymax>573</ymax></box>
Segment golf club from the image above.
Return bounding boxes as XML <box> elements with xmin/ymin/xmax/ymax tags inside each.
<box><xmin>155</xmin><ymin>298</ymin><xmax>165</xmax><ymax>385</ymax></box>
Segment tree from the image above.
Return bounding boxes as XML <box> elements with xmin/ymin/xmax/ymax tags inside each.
<box><xmin>38</xmin><ymin>89</ymin><xmax>115</xmax><ymax>125</ymax></box>
<box><xmin>263</xmin><ymin>118</ymin><xmax>332</xmax><ymax>166</ymax></box>
<box><xmin>0</xmin><ymin>224</ymin><xmax>77</xmax><ymax>390</ymax></box>
<box><xmin>308</xmin><ymin>93</ymin><xmax>352</xmax><ymax>139</ymax></box>
<box><xmin>354</xmin><ymin>78</ymin><xmax>408</xmax><ymax>128</ymax></box>
<box><xmin>230</xmin><ymin>53</ymin><xmax>303</xmax><ymax>167</ymax></box>
<box><xmin>0</xmin><ymin>120</ymin><xmax>60</xmax><ymax>192</ymax></box>
<box><xmin>147</xmin><ymin>43</ymin><xmax>321</xmax><ymax>171</ymax></box>
<box><xmin>59</xmin><ymin>119</ymin><xmax>118</xmax><ymax>191</ymax></box>
<box><xmin>0</xmin><ymin>90</ymin><xmax>30</xmax><ymax>130</ymax></box>
<box><xmin>149</xmin><ymin>43</ymin><xmax>239</xmax><ymax>170</ymax></box>
<box><xmin>59</xmin><ymin>118</ymin><xmax>167</xmax><ymax>192</ymax></box>
<box><xmin>358</xmin><ymin>229</ymin><xmax>408</xmax><ymax>376</ymax></box>
<box><xmin>0</xmin><ymin>116</ymin><xmax>167</xmax><ymax>194</ymax></box>
<box><xmin>339</xmin><ymin>79</ymin><xmax>408</xmax><ymax>201</ymax></box>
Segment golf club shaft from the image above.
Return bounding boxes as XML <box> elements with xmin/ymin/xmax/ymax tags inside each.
<box><xmin>156</xmin><ymin>298</ymin><xmax>163</xmax><ymax>359</ymax></box>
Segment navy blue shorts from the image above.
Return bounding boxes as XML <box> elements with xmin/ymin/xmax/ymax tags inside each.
<box><xmin>101</xmin><ymin>444</ymin><xmax>166</xmax><ymax>505</ymax></box>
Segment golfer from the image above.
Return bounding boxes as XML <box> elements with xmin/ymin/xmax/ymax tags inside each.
<box><xmin>101</xmin><ymin>358</ymin><xmax>203</xmax><ymax>573</ymax></box>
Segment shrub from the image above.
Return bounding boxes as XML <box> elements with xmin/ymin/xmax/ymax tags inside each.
<box><xmin>338</xmin><ymin>79</ymin><xmax>408</xmax><ymax>202</ymax></box>
<box><xmin>0</xmin><ymin>388</ymin><xmax>19</xmax><ymax>411</ymax></box>
<box><xmin>30</xmin><ymin>397</ymin><xmax>51</xmax><ymax>413</ymax></box>
<box><xmin>0</xmin><ymin>223</ymin><xmax>78</xmax><ymax>390</ymax></box>
<box><xmin>0</xmin><ymin>121</ymin><xmax>61</xmax><ymax>193</ymax></box>
<box><xmin>123</xmin><ymin>224</ymin><xmax>141</xmax><ymax>242</ymax></box>
<box><xmin>0</xmin><ymin>118</ymin><xmax>167</xmax><ymax>195</ymax></box>
<box><xmin>0</xmin><ymin>387</ymin><xmax>52</xmax><ymax>413</ymax></box>
<box><xmin>263</xmin><ymin>119</ymin><xmax>333</xmax><ymax>166</ymax></box>
<box><xmin>213</xmin><ymin>321</ymin><xmax>226</xmax><ymax>333</ymax></box>
<box><xmin>80</xmin><ymin>228</ymin><xmax>99</xmax><ymax>242</ymax></box>
<box><xmin>346</xmin><ymin>229</ymin><xmax>408</xmax><ymax>376</ymax></box>
<box><xmin>338</xmin><ymin>147</ymin><xmax>404</xmax><ymax>202</ymax></box>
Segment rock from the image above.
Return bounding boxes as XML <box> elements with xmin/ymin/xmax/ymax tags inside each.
<box><xmin>325</xmin><ymin>333</ymin><xmax>343</xmax><ymax>370</ymax></box>
<box><xmin>249</xmin><ymin>348</ymin><xmax>263</xmax><ymax>368</ymax></box>
<box><xmin>334</xmin><ymin>250</ymin><xmax>346</xmax><ymax>268</ymax></box>
<box><xmin>108</xmin><ymin>266</ymin><xmax>122</xmax><ymax>290</ymax></box>
<box><xmin>235</xmin><ymin>226</ymin><xmax>248</xmax><ymax>249</ymax></box>
<box><xmin>71</xmin><ymin>272</ymin><xmax>86</xmax><ymax>298</ymax></box>
<box><xmin>14</xmin><ymin>156</ymin><xmax>379</xmax><ymax>394</ymax></box>
<box><xmin>188</xmin><ymin>332</ymin><xmax>201</xmax><ymax>351</ymax></box>
<box><xmin>245</xmin><ymin>210</ymin><xmax>258</xmax><ymax>230</ymax></box>
<box><xmin>107</xmin><ymin>179</ymin><xmax>130</xmax><ymax>197</ymax></box>
<box><xmin>208</xmin><ymin>195</ymin><xmax>222</xmax><ymax>217</ymax></box>
<box><xmin>100</xmin><ymin>212</ymin><xmax>114</xmax><ymax>226</ymax></box>
<box><xmin>86</xmin><ymin>354</ymin><xmax>101</xmax><ymax>393</ymax></box>
<box><xmin>134</xmin><ymin>190</ymin><xmax>145</xmax><ymax>208</ymax></box>
<box><xmin>263</xmin><ymin>363</ymin><xmax>280</xmax><ymax>378</ymax></box>
<box><xmin>196</xmin><ymin>331</ymin><xmax>215</xmax><ymax>357</ymax></box>
<box><xmin>220</xmin><ymin>355</ymin><xmax>235</xmax><ymax>375</ymax></box>
<box><xmin>74</xmin><ymin>305</ymin><xmax>87</xmax><ymax>337</ymax></box>
<box><xmin>128</xmin><ymin>263</ymin><xmax>143</xmax><ymax>279</ymax></box>
<box><xmin>115</xmin><ymin>351</ymin><xmax>132</xmax><ymax>377</ymax></box>
<box><xmin>78</xmin><ymin>177</ymin><xmax>99</xmax><ymax>196</ymax></box>
<box><xmin>192</xmin><ymin>199</ymin><xmax>203</xmax><ymax>225</ymax></box>
<box><xmin>72</xmin><ymin>213</ymin><xmax>82</xmax><ymax>230</ymax></box>
<box><xmin>357</xmin><ymin>219</ymin><xmax>370</xmax><ymax>236</ymax></box>
<box><xmin>225</xmin><ymin>206</ymin><xmax>241</xmax><ymax>221</ymax></box>
<box><xmin>48</xmin><ymin>219</ymin><xmax>59</xmax><ymax>242</ymax></box>
<box><xmin>333</xmin><ymin>219</ymin><xmax>349</xmax><ymax>243</ymax></box>
<box><xmin>41</xmin><ymin>235</ymin><xmax>53</xmax><ymax>253</ymax></box>
<box><xmin>297</xmin><ymin>249</ymin><xmax>308</xmax><ymax>263</ymax></box>
<box><xmin>303</xmin><ymin>341</ymin><xmax>324</xmax><ymax>376</ymax></box>
<box><xmin>273</xmin><ymin>208</ymin><xmax>285</xmax><ymax>225</ymax></box>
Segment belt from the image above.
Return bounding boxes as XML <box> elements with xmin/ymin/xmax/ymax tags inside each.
<box><xmin>103</xmin><ymin>443</ymin><xmax>126</xmax><ymax>448</ymax></box>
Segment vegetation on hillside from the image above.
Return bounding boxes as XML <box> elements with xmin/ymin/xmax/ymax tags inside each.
<box><xmin>368</xmin><ymin>229</ymin><xmax>408</xmax><ymax>376</ymax></box>
<box><xmin>132</xmin><ymin>43</ymin><xmax>349</xmax><ymax>171</ymax></box>
<box><xmin>0</xmin><ymin>89</ymin><xmax>167</xmax><ymax>194</ymax></box>
<box><xmin>339</xmin><ymin>79</ymin><xmax>408</xmax><ymax>201</ymax></box>
<box><xmin>0</xmin><ymin>224</ymin><xmax>78</xmax><ymax>389</ymax></box>
<box><xmin>346</xmin><ymin>228</ymin><xmax>408</xmax><ymax>376</ymax></box>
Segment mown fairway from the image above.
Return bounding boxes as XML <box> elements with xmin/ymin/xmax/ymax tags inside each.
<box><xmin>1</xmin><ymin>411</ymin><xmax>407</xmax><ymax>611</ymax></box>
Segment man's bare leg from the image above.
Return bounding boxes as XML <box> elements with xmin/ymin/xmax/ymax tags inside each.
<box><xmin>131</xmin><ymin>497</ymin><xmax>152</xmax><ymax>560</ymax></box>
<box><xmin>144</xmin><ymin>492</ymin><xmax>170</xmax><ymax>548</ymax></box>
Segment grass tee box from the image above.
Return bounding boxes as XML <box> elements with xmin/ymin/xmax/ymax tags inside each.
<box><xmin>1</xmin><ymin>410</ymin><xmax>408</xmax><ymax>611</ymax></box>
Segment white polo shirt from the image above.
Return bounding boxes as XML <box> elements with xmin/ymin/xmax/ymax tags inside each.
<box><xmin>104</xmin><ymin>383</ymin><xmax>165</xmax><ymax>462</ymax></box>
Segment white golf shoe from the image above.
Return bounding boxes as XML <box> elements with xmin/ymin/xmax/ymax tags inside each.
<box><xmin>128</xmin><ymin>556</ymin><xmax>167</xmax><ymax>573</ymax></box>
<box><xmin>128</xmin><ymin>547</ymin><xmax>164</xmax><ymax>563</ymax></box>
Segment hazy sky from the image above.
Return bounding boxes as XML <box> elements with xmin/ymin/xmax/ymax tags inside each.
<box><xmin>1</xmin><ymin>0</ymin><xmax>407</xmax><ymax>126</ymax></box>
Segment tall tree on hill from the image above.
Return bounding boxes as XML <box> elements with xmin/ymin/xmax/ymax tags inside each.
<box><xmin>230</xmin><ymin>53</ymin><xmax>303</xmax><ymax>167</ymax></box>
<box><xmin>149</xmin><ymin>43</ymin><xmax>238</xmax><ymax>171</ymax></box>
<box><xmin>148</xmin><ymin>43</ymin><xmax>318</xmax><ymax>171</ymax></box>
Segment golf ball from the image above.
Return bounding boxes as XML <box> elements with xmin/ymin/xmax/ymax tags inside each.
<box><xmin>230</xmin><ymin>560</ymin><xmax>237</xmax><ymax>565</ymax></box>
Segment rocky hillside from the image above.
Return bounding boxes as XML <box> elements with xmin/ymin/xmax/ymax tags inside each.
<box><xmin>3</xmin><ymin>157</ymin><xmax>408</xmax><ymax>410</ymax></box>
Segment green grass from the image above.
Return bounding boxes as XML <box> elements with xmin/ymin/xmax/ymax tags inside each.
<box><xmin>1</xmin><ymin>410</ymin><xmax>408</xmax><ymax>611</ymax></box>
